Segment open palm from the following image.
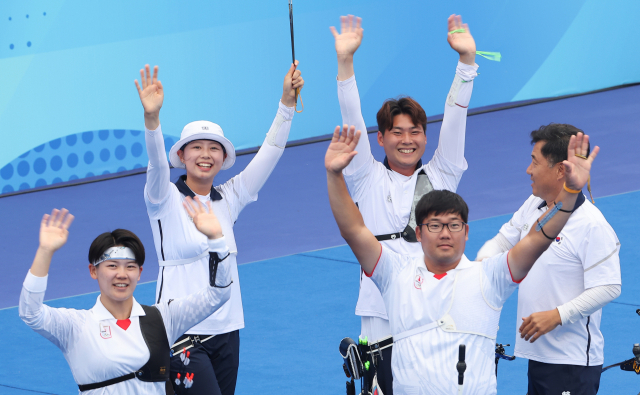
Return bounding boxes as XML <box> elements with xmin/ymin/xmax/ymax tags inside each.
<box><xmin>135</xmin><ymin>64</ymin><xmax>164</xmax><ymax>115</ymax></box>
<box><xmin>39</xmin><ymin>209</ymin><xmax>74</xmax><ymax>253</ymax></box>
<box><xmin>563</xmin><ymin>133</ymin><xmax>599</xmax><ymax>191</ymax></box>
<box><xmin>447</xmin><ymin>15</ymin><xmax>476</xmax><ymax>58</ymax></box>
<box><xmin>183</xmin><ymin>197</ymin><xmax>223</xmax><ymax>240</ymax></box>
<box><xmin>330</xmin><ymin>15</ymin><xmax>363</xmax><ymax>57</ymax></box>
<box><xmin>325</xmin><ymin>125</ymin><xmax>360</xmax><ymax>173</ymax></box>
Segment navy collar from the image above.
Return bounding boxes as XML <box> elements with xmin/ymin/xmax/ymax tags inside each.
<box><xmin>383</xmin><ymin>157</ymin><xmax>423</xmax><ymax>172</ymax></box>
<box><xmin>537</xmin><ymin>191</ymin><xmax>585</xmax><ymax>211</ymax></box>
<box><xmin>174</xmin><ymin>175</ymin><xmax>223</xmax><ymax>201</ymax></box>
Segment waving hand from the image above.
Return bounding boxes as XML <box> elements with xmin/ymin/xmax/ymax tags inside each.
<box><xmin>325</xmin><ymin>125</ymin><xmax>361</xmax><ymax>173</ymax></box>
<box><xmin>563</xmin><ymin>133</ymin><xmax>599</xmax><ymax>191</ymax></box>
<box><xmin>183</xmin><ymin>197</ymin><xmax>223</xmax><ymax>240</ymax></box>
<box><xmin>447</xmin><ymin>15</ymin><xmax>476</xmax><ymax>65</ymax></box>
<box><xmin>134</xmin><ymin>64</ymin><xmax>163</xmax><ymax>130</ymax></box>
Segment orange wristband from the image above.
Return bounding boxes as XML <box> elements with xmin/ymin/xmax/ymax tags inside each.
<box><xmin>563</xmin><ymin>183</ymin><xmax>581</xmax><ymax>194</ymax></box>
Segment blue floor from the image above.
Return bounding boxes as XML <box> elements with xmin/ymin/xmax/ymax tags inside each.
<box><xmin>1</xmin><ymin>190</ymin><xmax>638</xmax><ymax>394</ymax></box>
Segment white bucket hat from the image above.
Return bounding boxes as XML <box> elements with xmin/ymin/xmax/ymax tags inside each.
<box><xmin>169</xmin><ymin>121</ymin><xmax>236</xmax><ymax>170</ymax></box>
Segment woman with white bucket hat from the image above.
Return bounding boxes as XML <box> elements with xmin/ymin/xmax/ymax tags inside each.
<box><xmin>134</xmin><ymin>62</ymin><xmax>303</xmax><ymax>395</ymax></box>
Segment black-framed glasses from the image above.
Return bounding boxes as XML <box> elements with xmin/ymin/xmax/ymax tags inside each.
<box><xmin>418</xmin><ymin>221</ymin><xmax>467</xmax><ymax>233</ymax></box>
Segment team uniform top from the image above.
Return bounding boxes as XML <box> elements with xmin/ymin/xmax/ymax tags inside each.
<box><xmin>339</xmin><ymin>61</ymin><xmax>478</xmax><ymax>321</ymax></box>
<box><xmin>144</xmin><ymin>101</ymin><xmax>294</xmax><ymax>336</ymax></box>
<box><xmin>18</xmin><ymin>239</ymin><xmax>231</xmax><ymax>394</ymax></box>
<box><xmin>370</xmin><ymin>246</ymin><xmax>518</xmax><ymax>395</ymax></box>
<box><xmin>500</xmin><ymin>195</ymin><xmax>621</xmax><ymax>366</ymax></box>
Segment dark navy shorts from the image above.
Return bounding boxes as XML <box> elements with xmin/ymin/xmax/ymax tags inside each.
<box><xmin>527</xmin><ymin>359</ymin><xmax>602</xmax><ymax>395</ymax></box>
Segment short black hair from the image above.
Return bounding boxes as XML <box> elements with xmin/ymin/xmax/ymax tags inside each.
<box><xmin>88</xmin><ymin>229</ymin><xmax>145</xmax><ymax>266</ymax></box>
<box><xmin>376</xmin><ymin>97</ymin><xmax>427</xmax><ymax>136</ymax></box>
<box><xmin>180</xmin><ymin>139</ymin><xmax>226</xmax><ymax>156</ymax></box>
<box><xmin>415</xmin><ymin>190</ymin><xmax>469</xmax><ymax>226</ymax></box>
<box><xmin>530</xmin><ymin>123</ymin><xmax>589</xmax><ymax>166</ymax></box>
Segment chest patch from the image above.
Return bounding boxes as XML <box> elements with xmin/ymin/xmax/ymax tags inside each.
<box><xmin>99</xmin><ymin>323</ymin><xmax>112</xmax><ymax>339</ymax></box>
<box><xmin>414</xmin><ymin>274</ymin><xmax>423</xmax><ymax>289</ymax></box>
<box><xmin>554</xmin><ymin>236</ymin><xmax>563</xmax><ymax>245</ymax></box>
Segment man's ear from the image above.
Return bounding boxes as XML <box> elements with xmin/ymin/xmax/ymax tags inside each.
<box><xmin>416</xmin><ymin>224</ymin><xmax>422</xmax><ymax>242</ymax></box>
<box><xmin>377</xmin><ymin>131</ymin><xmax>385</xmax><ymax>147</ymax></box>
<box><xmin>89</xmin><ymin>264</ymin><xmax>98</xmax><ymax>280</ymax></box>
<box><xmin>556</xmin><ymin>162</ymin><xmax>565</xmax><ymax>181</ymax></box>
<box><xmin>465</xmin><ymin>223</ymin><xmax>470</xmax><ymax>242</ymax></box>
<box><xmin>138</xmin><ymin>266</ymin><xmax>143</xmax><ymax>281</ymax></box>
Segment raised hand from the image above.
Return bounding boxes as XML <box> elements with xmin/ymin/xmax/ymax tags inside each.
<box><xmin>183</xmin><ymin>197</ymin><xmax>223</xmax><ymax>240</ymax></box>
<box><xmin>39</xmin><ymin>209</ymin><xmax>74</xmax><ymax>253</ymax></box>
<box><xmin>447</xmin><ymin>14</ymin><xmax>476</xmax><ymax>65</ymax></box>
<box><xmin>134</xmin><ymin>64</ymin><xmax>164</xmax><ymax>130</ymax></box>
<box><xmin>563</xmin><ymin>133</ymin><xmax>599</xmax><ymax>191</ymax></box>
<box><xmin>325</xmin><ymin>125</ymin><xmax>361</xmax><ymax>173</ymax></box>
<box><xmin>330</xmin><ymin>15</ymin><xmax>363</xmax><ymax>59</ymax></box>
<box><xmin>281</xmin><ymin>60</ymin><xmax>304</xmax><ymax>108</ymax></box>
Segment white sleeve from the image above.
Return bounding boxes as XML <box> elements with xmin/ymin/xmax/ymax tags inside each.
<box><xmin>19</xmin><ymin>271</ymin><xmax>80</xmax><ymax>352</ymax></box>
<box><xmin>339</xmin><ymin>75</ymin><xmax>373</xmax><ymax>177</ymax></box>
<box><xmin>475</xmin><ymin>233</ymin><xmax>514</xmax><ymax>261</ymax></box>
<box><xmin>579</xmin><ymin>222</ymin><xmax>622</xmax><ymax>289</ymax></box>
<box><xmin>497</xmin><ymin>197</ymin><xmax>535</xmax><ymax>246</ymax></box>
<box><xmin>481</xmin><ymin>251</ymin><xmax>520</xmax><ymax>308</ymax></box>
<box><xmin>144</xmin><ymin>125</ymin><xmax>172</xmax><ymax>205</ymax></box>
<box><xmin>557</xmin><ymin>284</ymin><xmax>621</xmax><ymax>325</ymax></box>
<box><xmin>435</xmin><ymin>61</ymin><xmax>478</xmax><ymax>169</ymax></box>
<box><xmin>158</xmin><ymin>237</ymin><xmax>232</xmax><ymax>343</ymax></box>
<box><xmin>239</xmin><ymin>101</ymin><xmax>294</xmax><ymax>200</ymax></box>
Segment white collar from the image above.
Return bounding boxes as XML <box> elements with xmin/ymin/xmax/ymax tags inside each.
<box><xmin>417</xmin><ymin>253</ymin><xmax>474</xmax><ymax>274</ymax></box>
<box><xmin>91</xmin><ymin>295</ymin><xmax>146</xmax><ymax>321</ymax></box>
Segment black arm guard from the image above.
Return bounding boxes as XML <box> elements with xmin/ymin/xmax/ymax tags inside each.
<box><xmin>209</xmin><ymin>251</ymin><xmax>232</xmax><ymax>288</ymax></box>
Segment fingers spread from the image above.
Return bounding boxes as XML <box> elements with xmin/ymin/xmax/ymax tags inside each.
<box><xmin>589</xmin><ymin>146</ymin><xmax>600</xmax><ymax>162</ymax></box>
<box><xmin>56</xmin><ymin>209</ymin><xmax>69</xmax><ymax>227</ymax></box>
<box><xmin>330</xmin><ymin>26</ymin><xmax>338</xmax><ymax>38</ymax></box>
<box><xmin>139</xmin><ymin>69</ymin><xmax>146</xmax><ymax>89</ymax></box>
<box><xmin>62</xmin><ymin>213</ymin><xmax>75</xmax><ymax>230</ymax></box>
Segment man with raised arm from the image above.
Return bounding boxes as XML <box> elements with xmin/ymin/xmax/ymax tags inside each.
<box><xmin>325</xmin><ymin>125</ymin><xmax>599</xmax><ymax>395</ymax></box>
<box><xmin>475</xmin><ymin>124</ymin><xmax>621</xmax><ymax>395</ymax></box>
<box><xmin>330</xmin><ymin>14</ymin><xmax>478</xmax><ymax>393</ymax></box>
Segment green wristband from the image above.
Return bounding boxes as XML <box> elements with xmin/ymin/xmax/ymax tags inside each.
<box><xmin>448</xmin><ymin>29</ymin><xmax>466</xmax><ymax>34</ymax></box>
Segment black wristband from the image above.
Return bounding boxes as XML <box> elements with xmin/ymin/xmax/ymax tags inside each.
<box><xmin>536</xmin><ymin>219</ymin><xmax>555</xmax><ymax>240</ymax></box>
<box><xmin>553</xmin><ymin>201</ymin><xmax>576</xmax><ymax>213</ymax></box>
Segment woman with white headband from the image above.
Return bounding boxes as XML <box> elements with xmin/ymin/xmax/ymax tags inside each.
<box><xmin>134</xmin><ymin>62</ymin><xmax>303</xmax><ymax>395</ymax></box>
<box><xmin>19</xmin><ymin>200</ymin><xmax>232</xmax><ymax>394</ymax></box>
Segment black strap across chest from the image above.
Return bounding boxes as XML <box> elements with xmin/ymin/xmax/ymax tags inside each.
<box><xmin>373</xmin><ymin>168</ymin><xmax>433</xmax><ymax>243</ymax></box>
<box><xmin>77</xmin><ymin>305</ymin><xmax>170</xmax><ymax>392</ymax></box>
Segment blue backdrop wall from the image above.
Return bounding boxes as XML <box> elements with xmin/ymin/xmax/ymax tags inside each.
<box><xmin>1</xmin><ymin>0</ymin><xmax>638</xmax><ymax>193</ymax></box>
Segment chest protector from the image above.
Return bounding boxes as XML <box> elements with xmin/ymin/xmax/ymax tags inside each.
<box><xmin>394</xmin><ymin>265</ymin><xmax>502</xmax><ymax>343</ymax></box>
<box><xmin>375</xmin><ymin>170</ymin><xmax>434</xmax><ymax>243</ymax></box>
<box><xmin>77</xmin><ymin>305</ymin><xmax>170</xmax><ymax>392</ymax></box>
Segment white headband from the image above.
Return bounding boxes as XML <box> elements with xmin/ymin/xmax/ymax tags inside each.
<box><xmin>93</xmin><ymin>246</ymin><xmax>137</xmax><ymax>266</ymax></box>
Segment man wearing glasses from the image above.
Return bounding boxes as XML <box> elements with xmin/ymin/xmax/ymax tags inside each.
<box><xmin>324</xmin><ymin>125</ymin><xmax>599</xmax><ymax>394</ymax></box>
<box><xmin>330</xmin><ymin>14</ymin><xmax>478</xmax><ymax>394</ymax></box>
